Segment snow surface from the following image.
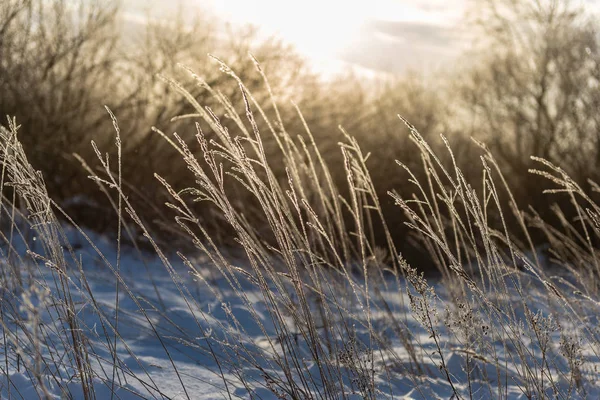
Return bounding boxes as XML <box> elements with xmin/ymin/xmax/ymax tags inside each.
<box><xmin>1</xmin><ymin>225</ymin><xmax>599</xmax><ymax>399</ymax></box>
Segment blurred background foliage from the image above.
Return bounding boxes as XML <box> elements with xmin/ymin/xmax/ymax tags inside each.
<box><xmin>1</xmin><ymin>0</ymin><xmax>599</xmax><ymax>271</ymax></box>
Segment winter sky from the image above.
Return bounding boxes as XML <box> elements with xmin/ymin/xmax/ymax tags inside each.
<box><xmin>202</xmin><ymin>0</ymin><xmax>469</xmax><ymax>75</ymax></box>
<box><xmin>123</xmin><ymin>0</ymin><xmax>600</xmax><ymax>76</ymax></box>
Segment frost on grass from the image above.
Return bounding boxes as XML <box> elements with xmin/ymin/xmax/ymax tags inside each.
<box><xmin>2</xmin><ymin>57</ymin><xmax>600</xmax><ymax>399</ymax></box>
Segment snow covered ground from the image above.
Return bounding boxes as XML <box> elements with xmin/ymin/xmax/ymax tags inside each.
<box><xmin>1</xmin><ymin>225</ymin><xmax>599</xmax><ymax>399</ymax></box>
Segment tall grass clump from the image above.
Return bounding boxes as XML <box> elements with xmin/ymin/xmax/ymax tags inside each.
<box><xmin>0</xmin><ymin>120</ymin><xmax>96</xmax><ymax>398</ymax></box>
<box><xmin>112</xmin><ymin>58</ymin><xmax>600</xmax><ymax>397</ymax></box>
<box><xmin>0</xmin><ymin>118</ymin><xmax>224</xmax><ymax>399</ymax></box>
<box><xmin>2</xmin><ymin>53</ymin><xmax>600</xmax><ymax>399</ymax></box>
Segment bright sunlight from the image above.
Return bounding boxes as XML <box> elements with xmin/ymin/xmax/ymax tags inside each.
<box><xmin>203</xmin><ymin>0</ymin><xmax>467</xmax><ymax>74</ymax></box>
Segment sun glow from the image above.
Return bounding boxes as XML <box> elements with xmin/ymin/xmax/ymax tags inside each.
<box><xmin>207</xmin><ymin>1</ymin><xmax>367</xmax><ymax>57</ymax></box>
<box><xmin>204</xmin><ymin>0</ymin><xmax>466</xmax><ymax>74</ymax></box>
